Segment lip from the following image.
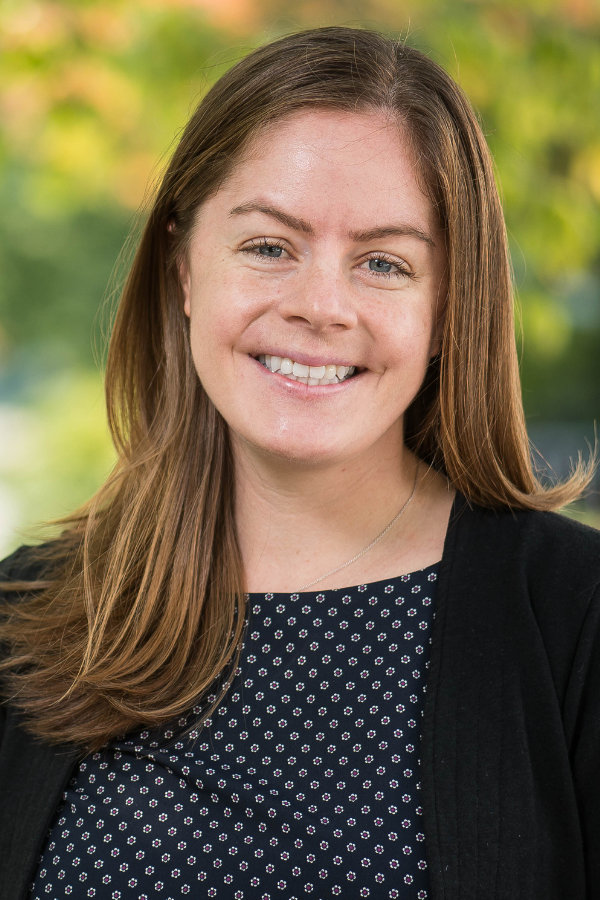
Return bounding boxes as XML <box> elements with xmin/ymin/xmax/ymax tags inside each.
<box><xmin>251</xmin><ymin>355</ymin><xmax>364</xmax><ymax>392</ymax></box>
<box><xmin>250</xmin><ymin>350</ymin><xmax>361</xmax><ymax>370</ymax></box>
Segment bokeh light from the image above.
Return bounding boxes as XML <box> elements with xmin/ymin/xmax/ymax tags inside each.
<box><xmin>1</xmin><ymin>0</ymin><xmax>599</xmax><ymax>555</ymax></box>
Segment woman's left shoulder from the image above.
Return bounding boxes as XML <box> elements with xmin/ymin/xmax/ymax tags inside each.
<box><xmin>448</xmin><ymin>499</ymin><xmax>600</xmax><ymax>688</ymax></box>
<box><xmin>514</xmin><ymin>507</ymin><xmax>600</xmax><ymax>600</ymax></box>
<box><xmin>515</xmin><ymin>504</ymin><xmax>600</xmax><ymax>561</ymax></box>
<box><xmin>451</xmin><ymin>497</ymin><xmax>600</xmax><ymax>605</ymax></box>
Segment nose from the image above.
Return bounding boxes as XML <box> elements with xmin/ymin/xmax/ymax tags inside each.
<box><xmin>276</xmin><ymin>261</ymin><xmax>358</xmax><ymax>334</ymax></box>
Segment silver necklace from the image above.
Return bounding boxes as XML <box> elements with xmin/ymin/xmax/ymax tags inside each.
<box><xmin>298</xmin><ymin>464</ymin><xmax>419</xmax><ymax>592</ymax></box>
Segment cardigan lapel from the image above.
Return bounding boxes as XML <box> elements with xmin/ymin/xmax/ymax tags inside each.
<box><xmin>421</xmin><ymin>496</ymin><xmax>586</xmax><ymax>900</ymax></box>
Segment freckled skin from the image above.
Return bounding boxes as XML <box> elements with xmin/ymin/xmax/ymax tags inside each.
<box><xmin>181</xmin><ymin>109</ymin><xmax>447</xmax><ymax>467</ymax></box>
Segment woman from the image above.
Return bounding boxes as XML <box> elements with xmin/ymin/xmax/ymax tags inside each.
<box><xmin>1</xmin><ymin>26</ymin><xmax>599</xmax><ymax>900</ymax></box>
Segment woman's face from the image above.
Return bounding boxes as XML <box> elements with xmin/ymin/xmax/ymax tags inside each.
<box><xmin>182</xmin><ymin>109</ymin><xmax>447</xmax><ymax>466</ymax></box>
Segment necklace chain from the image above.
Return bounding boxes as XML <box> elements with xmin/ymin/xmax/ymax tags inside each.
<box><xmin>297</xmin><ymin>464</ymin><xmax>419</xmax><ymax>592</ymax></box>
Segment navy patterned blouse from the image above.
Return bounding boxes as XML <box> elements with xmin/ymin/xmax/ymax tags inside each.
<box><xmin>31</xmin><ymin>564</ymin><xmax>438</xmax><ymax>900</ymax></box>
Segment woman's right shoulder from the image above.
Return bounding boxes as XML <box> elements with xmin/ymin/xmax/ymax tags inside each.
<box><xmin>0</xmin><ymin>544</ymin><xmax>52</xmax><ymax>587</ymax></box>
<box><xmin>0</xmin><ymin>542</ymin><xmax>66</xmax><ymax>601</ymax></box>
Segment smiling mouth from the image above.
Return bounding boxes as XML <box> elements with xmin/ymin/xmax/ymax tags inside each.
<box><xmin>256</xmin><ymin>354</ymin><xmax>357</xmax><ymax>386</ymax></box>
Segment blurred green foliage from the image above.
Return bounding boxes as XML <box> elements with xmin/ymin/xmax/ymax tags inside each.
<box><xmin>0</xmin><ymin>371</ymin><xmax>114</xmax><ymax>545</ymax></box>
<box><xmin>1</xmin><ymin>0</ymin><xmax>599</xmax><ymax>553</ymax></box>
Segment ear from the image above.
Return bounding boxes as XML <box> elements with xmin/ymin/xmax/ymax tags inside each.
<box><xmin>179</xmin><ymin>257</ymin><xmax>192</xmax><ymax>318</ymax></box>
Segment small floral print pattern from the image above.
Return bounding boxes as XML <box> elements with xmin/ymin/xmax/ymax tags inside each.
<box><xmin>31</xmin><ymin>566</ymin><xmax>437</xmax><ymax>899</ymax></box>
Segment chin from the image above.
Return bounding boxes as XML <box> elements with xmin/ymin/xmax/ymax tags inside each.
<box><xmin>246</xmin><ymin>429</ymin><xmax>354</xmax><ymax>466</ymax></box>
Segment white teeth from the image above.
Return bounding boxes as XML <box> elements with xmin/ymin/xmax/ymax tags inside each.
<box><xmin>257</xmin><ymin>354</ymin><xmax>357</xmax><ymax>385</ymax></box>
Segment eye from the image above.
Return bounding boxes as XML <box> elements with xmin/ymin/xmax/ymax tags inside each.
<box><xmin>368</xmin><ymin>258</ymin><xmax>393</xmax><ymax>273</ymax></box>
<box><xmin>240</xmin><ymin>238</ymin><xmax>290</xmax><ymax>260</ymax></box>
<box><xmin>360</xmin><ymin>254</ymin><xmax>413</xmax><ymax>280</ymax></box>
<box><xmin>259</xmin><ymin>244</ymin><xmax>283</xmax><ymax>258</ymax></box>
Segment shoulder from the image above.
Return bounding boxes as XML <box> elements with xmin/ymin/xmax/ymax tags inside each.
<box><xmin>0</xmin><ymin>541</ymin><xmax>65</xmax><ymax>588</ymax></box>
<box><xmin>442</xmin><ymin>496</ymin><xmax>600</xmax><ymax>703</ymax></box>
<box><xmin>0</xmin><ymin>544</ymin><xmax>46</xmax><ymax>584</ymax></box>
<box><xmin>446</xmin><ymin>496</ymin><xmax>600</xmax><ymax>677</ymax></box>
<box><xmin>0</xmin><ymin>540</ymin><xmax>68</xmax><ymax>595</ymax></box>
<box><xmin>0</xmin><ymin>543</ymin><xmax>61</xmax><ymax>658</ymax></box>
<box><xmin>0</xmin><ymin>542</ymin><xmax>66</xmax><ymax>731</ymax></box>
<box><xmin>512</xmin><ymin>503</ymin><xmax>600</xmax><ymax>562</ymax></box>
<box><xmin>451</xmin><ymin>495</ymin><xmax>600</xmax><ymax>593</ymax></box>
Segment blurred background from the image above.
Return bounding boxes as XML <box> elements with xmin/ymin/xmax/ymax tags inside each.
<box><xmin>1</xmin><ymin>0</ymin><xmax>599</xmax><ymax>557</ymax></box>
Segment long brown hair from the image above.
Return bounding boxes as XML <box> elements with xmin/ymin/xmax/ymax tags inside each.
<box><xmin>0</xmin><ymin>26</ymin><xmax>593</xmax><ymax>751</ymax></box>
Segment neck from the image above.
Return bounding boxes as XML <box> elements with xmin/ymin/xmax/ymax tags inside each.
<box><xmin>233</xmin><ymin>424</ymin><xmax>422</xmax><ymax>593</ymax></box>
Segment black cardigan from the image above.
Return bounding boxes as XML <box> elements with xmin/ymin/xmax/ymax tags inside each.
<box><xmin>2</xmin><ymin>494</ymin><xmax>600</xmax><ymax>900</ymax></box>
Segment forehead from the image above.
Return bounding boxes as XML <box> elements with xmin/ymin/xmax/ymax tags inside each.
<box><xmin>209</xmin><ymin>108</ymin><xmax>436</xmax><ymax>234</ymax></box>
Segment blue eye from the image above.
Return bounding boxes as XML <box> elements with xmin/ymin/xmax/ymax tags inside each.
<box><xmin>259</xmin><ymin>244</ymin><xmax>283</xmax><ymax>258</ymax></box>
<box><xmin>368</xmin><ymin>258</ymin><xmax>393</xmax><ymax>273</ymax></box>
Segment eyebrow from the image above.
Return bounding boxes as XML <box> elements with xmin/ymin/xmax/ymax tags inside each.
<box><xmin>229</xmin><ymin>202</ymin><xmax>314</xmax><ymax>234</ymax></box>
<box><xmin>229</xmin><ymin>200</ymin><xmax>435</xmax><ymax>247</ymax></box>
<box><xmin>349</xmin><ymin>224</ymin><xmax>436</xmax><ymax>248</ymax></box>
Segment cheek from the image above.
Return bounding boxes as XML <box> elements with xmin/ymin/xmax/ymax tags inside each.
<box><xmin>371</xmin><ymin>300</ymin><xmax>438</xmax><ymax>373</ymax></box>
<box><xmin>187</xmin><ymin>265</ymin><xmax>283</xmax><ymax>372</ymax></box>
<box><xmin>188</xmin><ymin>303</ymin><xmax>234</xmax><ymax>377</ymax></box>
<box><xmin>186</xmin><ymin>278</ymin><xmax>263</xmax><ymax>402</ymax></box>
<box><xmin>187</xmin><ymin>269</ymin><xmax>237</xmax><ymax>347</ymax></box>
